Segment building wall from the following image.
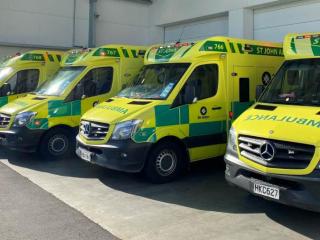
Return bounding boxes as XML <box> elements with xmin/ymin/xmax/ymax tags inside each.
<box><xmin>0</xmin><ymin>0</ymin><xmax>89</xmax><ymax>50</ymax></box>
<box><xmin>1</xmin><ymin>0</ymin><xmax>320</xmax><ymax>58</ymax></box>
<box><xmin>95</xmin><ymin>0</ymin><xmax>151</xmax><ymax>46</ymax></box>
<box><xmin>95</xmin><ymin>0</ymin><xmax>164</xmax><ymax>46</ymax></box>
<box><xmin>74</xmin><ymin>0</ymin><xmax>90</xmax><ymax>47</ymax></box>
<box><xmin>163</xmin><ymin>15</ymin><xmax>228</xmax><ymax>43</ymax></box>
<box><xmin>253</xmin><ymin>0</ymin><xmax>320</xmax><ymax>41</ymax></box>
<box><xmin>150</xmin><ymin>0</ymin><xmax>283</xmax><ymax>26</ymax></box>
<box><xmin>151</xmin><ymin>0</ymin><xmax>320</xmax><ymax>42</ymax></box>
<box><xmin>0</xmin><ymin>46</ymin><xmax>34</xmax><ymax>60</ymax></box>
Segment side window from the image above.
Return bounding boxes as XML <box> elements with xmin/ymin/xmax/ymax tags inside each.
<box><xmin>7</xmin><ymin>69</ymin><xmax>40</xmax><ymax>94</ymax></box>
<box><xmin>182</xmin><ymin>64</ymin><xmax>218</xmax><ymax>103</ymax></box>
<box><xmin>186</xmin><ymin>64</ymin><xmax>218</xmax><ymax>101</ymax></box>
<box><xmin>239</xmin><ymin>78</ymin><xmax>250</xmax><ymax>102</ymax></box>
<box><xmin>92</xmin><ymin>67</ymin><xmax>113</xmax><ymax>95</ymax></box>
<box><xmin>77</xmin><ymin>67</ymin><xmax>113</xmax><ymax>98</ymax></box>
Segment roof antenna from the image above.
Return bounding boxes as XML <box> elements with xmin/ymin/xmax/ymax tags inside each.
<box><xmin>176</xmin><ymin>25</ymin><xmax>187</xmax><ymax>44</ymax></box>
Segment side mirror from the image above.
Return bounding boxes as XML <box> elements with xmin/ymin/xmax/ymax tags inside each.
<box><xmin>73</xmin><ymin>83</ymin><xmax>83</xmax><ymax>100</ymax></box>
<box><xmin>183</xmin><ymin>85</ymin><xmax>197</xmax><ymax>104</ymax></box>
<box><xmin>256</xmin><ymin>85</ymin><xmax>265</xmax><ymax>100</ymax></box>
<box><xmin>0</xmin><ymin>83</ymin><xmax>11</xmax><ymax>96</ymax></box>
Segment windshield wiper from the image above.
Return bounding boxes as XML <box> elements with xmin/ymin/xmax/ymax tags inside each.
<box><xmin>261</xmin><ymin>100</ymin><xmax>284</xmax><ymax>104</ymax></box>
<box><xmin>261</xmin><ymin>100</ymin><xmax>320</xmax><ymax>106</ymax></box>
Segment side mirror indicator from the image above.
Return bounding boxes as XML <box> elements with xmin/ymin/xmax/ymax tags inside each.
<box><xmin>0</xmin><ymin>83</ymin><xmax>11</xmax><ymax>97</ymax></box>
<box><xmin>184</xmin><ymin>85</ymin><xmax>196</xmax><ymax>104</ymax></box>
<box><xmin>192</xmin><ymin>97</ymin><xmax>198</xmax><ymax>104</ymax></box>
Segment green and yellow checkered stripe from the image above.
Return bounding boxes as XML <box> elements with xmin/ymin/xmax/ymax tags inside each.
<box><xmin>27</xmin><ymin>100</ymin><xmax>81</xmax><ymax>130</ymax></box>
<box><xmin>132</xmin><ymin>104</ymin><xmax>226</xmax><ymax>143</ymax></box>
<box><xmin>200</xmin><ymin>40</ymin><xmax>283</xmax><ymax>56</ymax></box>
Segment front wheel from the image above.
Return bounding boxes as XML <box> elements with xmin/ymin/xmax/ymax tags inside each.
<box><xmin>143</xmin><ymin>142</ymin><xmax>185</xmax><ymax>183</ymax></box>
<box><xmin>39</xmin><ymin>128</ymin><xmax>74</xmax><ymax>159</ymax></box>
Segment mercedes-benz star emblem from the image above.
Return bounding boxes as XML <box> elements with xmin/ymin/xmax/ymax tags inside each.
<box><xmin>260</xmin><ymin>142</ymin><xmax>275</xmax><ymax>162</ymax></box>
<box><xmin>84</xmin><ymin>122</ymin><xmax>91</xmax><ymax>135</ymax></box>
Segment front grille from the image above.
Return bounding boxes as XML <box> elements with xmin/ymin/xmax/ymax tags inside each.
<box><xmin>0</xmin><ymin>113</ymin><xmax>11</xmax><ymax>128</ymax></box>
<box><xmin>238</xmin><ymin>135</ymin><xmax>315</xmax><ymax>169</ymax></box>
<box><xmin>80</xmin><ymin>120</ymin><xmax>109</xmax><ymax>140</ymax></box>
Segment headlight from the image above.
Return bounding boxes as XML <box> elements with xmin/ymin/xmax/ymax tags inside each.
<box><xmin>226</xmin><ymin>126</ymin><xmax>238</xmax><ymax>154</ymax></box>
<box><xmin>13</xmin><ymin>112</ymin><xmax>37</xmax><ymax>127</ymax></box>
<box><xmin>111</xmin><ymin>120</ymin><xmax>143</xmax><ymax>140</ymax></box>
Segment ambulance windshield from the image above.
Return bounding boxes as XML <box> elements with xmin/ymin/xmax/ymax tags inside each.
<box><xmin>118</xmin><ymin>63</ymin><xmax>190</xmax><ymax>100</ymax></box>
<box><xmin>35</xmin><ymin>66</ymin><xmax>85</xmax><ymax>96</ymax></box>
<box><xmin>260</xmin><ymin>59</ymin><xmax>320</xmax><ymax>107</ymax></box>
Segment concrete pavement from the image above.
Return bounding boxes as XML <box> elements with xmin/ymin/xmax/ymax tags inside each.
<box><xmin>0</xmin><ymin>159</ymin><xmax>117</xmax><ymax>240</ymax></box>
<box><xmin>1</xmin><ymin>148</ymin><xmax>320</xmax><ymax>240</ymax></box>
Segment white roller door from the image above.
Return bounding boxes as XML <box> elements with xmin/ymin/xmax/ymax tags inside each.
<box><xmin>164</xmin><ymin>15</ymin><xmax>228</xmax><ymax>43</ymax></box>
<box><xmin>254</xmin><ymin>0</ymin><xmax>320</xmax><ymax>42</ymax></box>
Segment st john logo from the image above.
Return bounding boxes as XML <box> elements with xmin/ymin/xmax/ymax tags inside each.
<box><xmin>200</xmin><ymin>107</ymin><xmax>207</xmax><ymax>115</ymax></box>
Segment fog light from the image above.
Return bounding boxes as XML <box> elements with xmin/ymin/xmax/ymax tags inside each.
<box><xmin>121</xmin><ymin>153</ymin><xmax>127</xmax><ymax>158</ymax></box>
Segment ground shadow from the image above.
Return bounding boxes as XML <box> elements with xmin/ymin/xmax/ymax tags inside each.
<box><xmin>1</xmin><ymin>147</ymin><xmax>320</xmax><ymax>239</ymax></box>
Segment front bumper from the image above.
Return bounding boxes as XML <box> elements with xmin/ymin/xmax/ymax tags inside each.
<box><xmin>225</xmin><ymin>152</ymin><xmax>320</xmax><ymax>212</ymax></box>
<box><xmin>76</xmin><ymin>135</ymin><xmax>152</xmax><ymax>173</ymax></box>
<box><xmin>0</xmin><ymin>127</ymin><xmax>45</xmax><ymax>152</ymax></box>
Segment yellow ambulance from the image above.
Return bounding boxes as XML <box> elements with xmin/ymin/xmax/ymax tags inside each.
<box><xmin>225</xmin><ymin>32</ymin><xmax>320</xmax><ymax>212</ymax></box>
<box><xmin>0</xmin><ymin>50</ymin><xmax>63</xmax><ymax>107</ymax></box>
<box><xmin>76</xmin><ymin>36</ymin><xmax>284</xmax><ymax>183</ymax></box>
<box><xmin>0</xmin><ymin>45</ymin><xmax>146</xmax><ymax>158</ymax></box>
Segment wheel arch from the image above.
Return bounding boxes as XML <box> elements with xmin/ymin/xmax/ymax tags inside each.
<box><xmin>146</xmin><ymin>135</ymin><xmax>190</xmax><ymax>166</ymax></box>
<box><xmin>37</xmin><ymin>124</ymin><xmax>77</xmax><ymax>151</ymax></box>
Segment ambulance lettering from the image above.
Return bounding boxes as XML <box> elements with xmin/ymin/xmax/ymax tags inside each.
<box><xmin>95</xmin><ymin>105</ymin><xmax>128</xmax><ymax>114</ymax></box>
<box><xmin>245</xmin><ymin>115</ymin><xmax>320</xmax><ymax>128</ymax></box>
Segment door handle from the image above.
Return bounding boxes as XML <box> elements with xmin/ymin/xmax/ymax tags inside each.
<box><xmin>212</xmin><ymin>106</ymin><xmax>222</xmax><ymax>110</ymax></box>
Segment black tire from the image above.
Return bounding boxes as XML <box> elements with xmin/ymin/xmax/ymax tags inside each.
<box><xmin>144</xmin><ymin>141</ymin><xmax>185</xmax><ymax>183</ymax></box>
<box><xmin>39</xmin><ymin>128</ymin><xmax>74</xmax><ymax>160</ymax></box>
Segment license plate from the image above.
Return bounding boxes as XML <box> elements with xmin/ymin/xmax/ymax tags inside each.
<box><xmin>253</xmin><ymin>182</ymin><xmax>280</xmax><ymax>200</ymax></box>
<box><xmin>78</xmin><ymin>148</ymin><xmax>92</xmax><ymax>162</ymax></box>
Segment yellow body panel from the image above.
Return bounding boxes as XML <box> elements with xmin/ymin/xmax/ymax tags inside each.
<box><xmin>189</xmin><ymin>144</ymin><xmax>225</xmax><ymax>162</ymax></box>
<box><xmin>80</xmin><ymin>36</ymin><xmax>284</xmax><ymax>162</ymax></box>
